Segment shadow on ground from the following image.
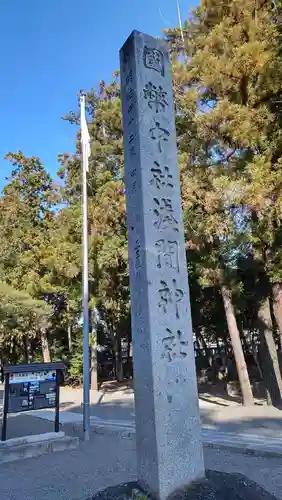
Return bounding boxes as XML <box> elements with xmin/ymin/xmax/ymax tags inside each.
<box><xmin>2</xmin><ymin>413</ymin><xmax>61</xmax><ymax>440</ymax></box>
<box><xmin>2</xmin><ymin>380</ymin><xmax>282</xmax><ymax>440</ymax></box>
<box><xmin>200</xmin><ymin>406</ymin><xmax>282</xmax><ymax>436</ymax></box>
<box><xmin>63</xmin><ymin>394</ymin><xmax>282</xmax><ymax>438</ymax></box>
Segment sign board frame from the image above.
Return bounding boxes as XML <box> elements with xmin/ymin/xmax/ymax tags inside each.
<box><xmin>1</xmin><ymin>362</ymin><xmax>66</xmax><ymax>441</ymax></box>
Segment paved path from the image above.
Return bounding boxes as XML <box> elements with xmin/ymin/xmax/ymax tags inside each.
<box><xmin>14</xmin><ymin>386</ymin><xmax>281</xmax><ymax>459</ymax></box>
<box><xmin>1</xmin><ymin>389</ymin><xmax>282</xmax><ymax>499</ymax></box>
<box><xmin>6</xmin><ymin>385</ymin><xmax>281</xmax><ymax>438</ymax></box>
<box><xmin>3</xmin><ymin>386</ymin><xmax>282</xmax><ymax>458</ymax></box>
<box><xmin>50</xmin><ymin>387</ymin><xmax>282</xmax><ymax>438</ymax></box>
<box><xmin>0</xmin><ymin>430</ymin><xmax>281</xmax><ymax>500</ymax></box>
<box><xmin>2</xmin><ymin>386</ymin><xmax>282</xmax><ymax>447</ymax></box>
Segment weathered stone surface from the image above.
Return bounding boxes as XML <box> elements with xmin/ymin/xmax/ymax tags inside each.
<box><xmin>88</xmin><ymin>472</ymin><xmax>278</xmax><ymax>500</ymax></box>
<box><xmin>120</xmin><ymin>30</ymin><xmax>204</xmax><ymax>500</ymax></box>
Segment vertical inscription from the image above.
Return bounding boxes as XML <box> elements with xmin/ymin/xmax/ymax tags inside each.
<box><xmin>143</xmin><ymin>83</ymin><xmax>168</xmax><ymax>112</ymax></box>
<box><xmin>141</xmin><ymin>45</ymin><xmax>189</xmax><ymax>366</ymax></box>
<box><xmin>143</xmin><ymin>46</ymin><xmax>165</xmax><ymax>76</ymax></box>
<box><xmin>162</xmin><ymin>329</ymin><xmax>189</xmax><ymax>362</ymax></box>
<box><xmin>158</xmin><ymin>279</ymin><xmax>184</xmax><ymax>319</ymax></box>
<box><xmin>149</xmin><ymin>120</ymin><xmax>170</xmax><ymax>153</ymax></box>
<box><xmin>135</xmin><ymin>238</ymin><xmax>141</xmax><ymax>270</ymax></box>
<box><xmin>153</xmin><ymin>197</ymin><xmax>179</xmax><ymax>232</ymax></box>
<box><xmin>155</xmin><ymin>239</ymin><xmax>179</xmax><ymax>271</ymax></box>
<box><xmin>150</xmin><ymin>162</ymin><xmax>173</xmax><ymax>189</ymax></box>
<box><xmin>121</xmin><ymin>44</ymin><xmax>142</xmax><ymax>296</ymax></box>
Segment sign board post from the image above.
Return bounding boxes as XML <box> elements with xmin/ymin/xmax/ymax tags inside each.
<box><xmin>1</xmin><ymin>362</ymin><xmax>65</xmax><ymax>441</ymax></box>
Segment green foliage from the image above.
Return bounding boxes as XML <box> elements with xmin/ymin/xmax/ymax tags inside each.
<box><xmin>165</xmin><ymin>0</ymin><xmax>282</xmax><ymax>403</ymax></box>
<box><xmin>60</xmin><ymin>81</ymin><xmax>130</xmax><ymax>360</ymax></box>
<box><xmin>166</xmin><ymin>0</ymin><xmax>282</xmax><ymax>293</ymax></box>
<box><xmin>0</xmin><ymin>281</ymin><xmax>51</xmax><ymax>360</ymax></box>
<box><xmin>68</xmin><ymin>337</ymin><xmax>83</xmax><ymax>385</ymax></box>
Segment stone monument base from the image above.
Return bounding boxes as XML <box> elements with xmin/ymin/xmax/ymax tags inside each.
<box><xmin>88</xmin><ymin>471</ymin><xmax>278</xmax><ymax>500</ymax></box>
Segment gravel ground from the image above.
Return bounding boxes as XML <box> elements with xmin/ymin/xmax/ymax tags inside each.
<box><xmin>89</xmin><ymin>472</ymin><xmax>278</xmax><ymax>500</ymax></box>
<box><xmin>0</xmin><ymin>431</ymin><xmax>281</xmax><ymax>500</ymax></box>
<box><xmin>204</xmin><ymin>448</ymin><xmax>281</xmax><ymax>499</ymax></box>
<box><xmin>0</xmin><ymin>434</ymin><xmax>136</xmax><ymax>500</ymax></box>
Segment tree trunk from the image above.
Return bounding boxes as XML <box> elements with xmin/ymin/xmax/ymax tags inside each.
<box><xmin>198</xmin><ymin>331</ymin><xmax>213</xmax><ymax>368</ymax></box>
<box><xmin>24</xmin><ymin>337</ymin><xmax>32</xmax><ymax>363</ymax></box>
<box><xmin>40</xmin><ymin>330</ymin><xmax>51</xmax><ymax>362</ymax></box>
<box><xmin>125</xmin><ymin>334</ymin><xmax>132</xmax><ymax>379</ymax></box>
<box><xmin>109</xmin><ymin>323</ymin><xmax>124</xmax><ymax>383</ymax></box>
<box><xmin>89</xmin><ymin>308</ymin><xmax>98</xmax><ymax>390</ymax></box>
<box><xmin>114</xmin><ymin>335</ymin><xmax>124</xmax><ymax>383</ymax></box>
<box><xmin>90</xmin><ymin>355</ymin><xmax>98</xmax><ymax>391</ymax></box>
<box><xmin>126</xmin><ymin>335</ymin><xmax>131</xmax><ymax>363</ymax></box>
<box><xmin>272</xmin><ymin>282</ymin><xmax>282</xmax><ymax>349</ymax></box>
<box><xmin>257</xmin><ymin>296</ymin><xmax>282</xmax><ymax>407</ymax></box>
<box><xmin>67</xmin><ymin>324</ymin><xmax>72</xmax><ymax>353</ymax></box>
<box><xmin>90</xmin><ymin>336</ymin><xmax>98</xmax><ymax>391</ymax></box>
<box><xmin>221</xmin><ymin>284</ymin><xmax>254</xmax><ymax>406</ymax></box>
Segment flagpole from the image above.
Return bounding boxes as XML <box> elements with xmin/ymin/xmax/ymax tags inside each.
<box><xmin>80</xmin><ymin>94</ymin><xmax>90</xmax><ymax>441</ymax></box>
<box><xmin>176</xmin><ymin>0</ymin><xmax>188</xmax><ymax>63</ymax></box>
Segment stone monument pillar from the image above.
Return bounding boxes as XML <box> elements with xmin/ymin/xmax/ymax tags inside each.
<box><xmin>120</xmin><ymin>31</ymin><xmax>205</xmax><ymax>500</ymax></box>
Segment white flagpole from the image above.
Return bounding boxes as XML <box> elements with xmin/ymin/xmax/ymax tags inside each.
<box><xmin>176</xmin><ymin>0</ymin><xmax>188</xmax><ymax>63</ymax></box>
<box><xmin>80</xmin><ymin>94</ymin><xmax>90</xmax><ymax>441</ymax></box>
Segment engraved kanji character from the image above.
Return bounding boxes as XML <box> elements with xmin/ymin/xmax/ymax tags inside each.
<box><xmin>126</xmin><ymin>70</ymin><xmax>133</xmax><ymax>86</ymax></box>
<box><xmin>128</xmin><ymin>102</ymin><xmax>134</xmax><ymax>114</ymax></box>
<box><xmin>162</xmin><ymin>329</ymin><xmax>188</xmax><ymax>362</ymax></box>
<box><xmin>128</xmin><ymin>133</ymin><xmax>135</xmax><ymax>144</ymax></box>
<box><xmin>155</xmin><ymin>239</ymin><xmax>179</xmax><ymax>271</ymax></box>
<box><xmin>150</xmin><ymin>161</ymin><xmax>173</xmax><ymax>189</ymax></box>
<box><xmin>127</xmin><ymin>88</ymin><xmax>134</xmax><ymax>101</ymax></box>
<box><xmin>123</xmin><ymin>51</ymin><xmax>131</xmax><ymax>66</ymax></box>
<box><xmin>158</xmin><ymin>279</ymin><xmax>184</xmax><ymax>318</ymax></box>
<box><xmin>149</xmin><ymin>120</ymin><xmax>170</xmax><ymax>152</ymax></box>
<box><xmin>129</xmin><ymin>144</ymin><xmax>136</xmax><ymax>156</ymax></box>
<box><xmin>128</xmin><ymin>116</ymin><xmax>134</xmax><ymax>126</ymax></box>
<box><xmin>143</xmin><ymin>47</ymin><xmax>164</xmax><ymax>76</ymax></box>
<box><xmin>143</xmin><ymin>82</ymin><xmax>168</xmax><ymax>113</ymax></box>
<box><xmin>135</xmin><ymin>238</ymin><xmax>141</xmax><ymax>269</ymax></box>
<box><xmin>153</xmin><ymin>197</ymin><xmax>179</xmax><ymax>232</ymax></box>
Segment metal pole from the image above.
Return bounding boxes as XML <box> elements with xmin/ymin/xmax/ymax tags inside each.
<box><xmin>176</xmin><ymin>0</ymin><xmax>184</xmax><ymax>43</ymax></box>
<box><xmin>176</xmin><ymin>0</ymin><xmax>188</xmax><ymax>63</ymax></box>
<box><xmin>54</xmin><ymin>369</ymin><xmax>60</xmax><ymax>433</ymax></box>
<box><xmin>1</xmin><ymin>373</ymin><xmax>9</xmax><ymax>441</ymax></box>
<box><xmin>81</xmin><ymin>95</ymin><xmax>90</xmax><ymax>441</ymax></box>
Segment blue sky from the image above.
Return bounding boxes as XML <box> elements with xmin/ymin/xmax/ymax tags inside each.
<box><xmin>0</xmin><ymin>0</ymin><xmax>192</xmax><ymax>189</ymax></box>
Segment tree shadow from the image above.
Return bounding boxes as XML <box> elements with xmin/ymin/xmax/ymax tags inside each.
<box><xmin>198</xmin><ymin>395</ymin><xmax>231</xmax><ymax>407</ymax></box>
<box><xmin>198</xmin><ymin>381</ymin><xmax>242</xmax><ymax>404</ymax></box>
<box><xmin>99</xmin><ymin>380</ymin><xmax>133</xmax><ymax>394</ymax></box>
<box><xmin>66</xmin><ymin>397</ymin><xmax>135</xmax><ymax>421</ymax></box>
<box><xmin>200</xmin><ymin>405</ymin><xmax>282</xmax><ymax>437</ymax></box>
<box><xmin>256</xmin><ymin>318</ymin><xmax>282</xmax><ymax>409</ymax></box>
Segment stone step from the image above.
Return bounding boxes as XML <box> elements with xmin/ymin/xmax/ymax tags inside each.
<box><xmin>0</xmin><ymin>432</ymin><xmax>79</xmax><ymax>464</ymax></box>
<box><xmin>90</xmin><ymin>417</ymin><xmax>135</xmax><ymax>437</ymax></box>
<box><xmin>87</xmin><ymin>417</ymin><xmax>282</xmax><ymax>458</ymax></box>
<box><xmin>202</xmin><ymin>429</ymin><xmax>282</xmax><ymax>458</ymax></box>
<box><xmin>26</xmin><ymin>408</ymin><xmax>282</xmax><ymax>458</ymax></box>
